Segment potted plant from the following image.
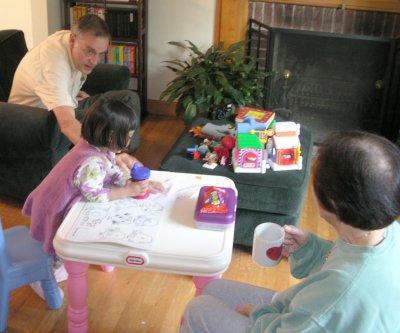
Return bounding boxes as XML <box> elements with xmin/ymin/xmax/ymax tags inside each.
<box><xmin>160</xmin><ymin>40</ymin><xmax>269</xmax><ymax>124</ymax></box>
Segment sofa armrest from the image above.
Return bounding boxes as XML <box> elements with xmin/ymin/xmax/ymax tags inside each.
<box><xmin>82</xmin><ymin>64</ymin><xmax>131</xmax><ymax>95</ymax></box>
<box><xmin>0</xmin><ymin>102</ymin><xmax>71</xmax><ymax>156</ymax></box>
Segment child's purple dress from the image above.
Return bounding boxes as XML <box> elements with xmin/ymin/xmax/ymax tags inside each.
<box><xmin>23</xmin><ymin>140</ymin><xmax>123</xmax><ymax>255</ymax></box>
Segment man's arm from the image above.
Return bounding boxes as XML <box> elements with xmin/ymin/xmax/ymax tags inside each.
<box><xmin>52</xmin><ymin>106</ymin><xmax>82</xmax><ymax>145</ymax></box>
<box><xmin>53</xmin><ymin>105</ymin><xmax>142</xmax><ymax>173</ymax></box>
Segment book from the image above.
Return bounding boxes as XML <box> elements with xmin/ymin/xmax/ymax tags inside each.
<box><xmin>65</xmin><ymin>198</ymin><xmax>165</xmax><ymax>250</ymax></box>
<box><xmin>235</xmin><ymin>107</ymin><xmax>275</xmax><ymax>128</ymax></box>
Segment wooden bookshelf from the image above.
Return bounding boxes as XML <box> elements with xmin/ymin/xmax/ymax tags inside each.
<box><xmin>62</xmin><ymin>0</ymin><xmax>147</xmax><ymax>114</ymax></box>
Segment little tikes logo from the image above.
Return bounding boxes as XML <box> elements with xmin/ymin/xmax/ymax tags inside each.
<box><xmin>126</xmin><ymin>255</ymin><xmax>145</xmax><ymax>265</ymax></box>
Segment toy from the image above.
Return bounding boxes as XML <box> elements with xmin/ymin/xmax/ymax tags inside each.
<box><xmin>130</xmin><ymin>163</ymin><xmax>151</xmax><ymax>199</ymax></box>
<box><xmin>267</xmin><ymin>122</ymin><xmax>302</xmax><ymax>171</ymax></box>
<box><xmin>189</xmin><ymin>126</ymin><xmax>209</xmax><ymax>139</ymax></box>
<box><xmin>232</xmin><ymin>133</ymin><xmax>265</xmax><ymax>173</ymax></box>
<box><xmin>202</xmin><ymin>152</ymin><xmax>219</xmax><ymax>169</ymax></box>
<box><xmin>194</xmin><ymin>186</ymin><xmax>237</xmax><ymax>230</ymax></box>
<box><xmin>200</xmin><ymin>123</ymin><xmax>236</xmax><ymax>140</ymax></box>
<box><xmin>186</xmin><ymin>144</ymin><xmax>209</xmax><ymax>158</ymax></box>
<box><xmin>235</xmin><ymin>107</ymin><xmax>275</xmax><ymax>128</ymax></box>
<box><xmin>186</xmin><ymin>145</ymin><xmax>201</xmax><ymax>159</ymax></box>
<box><xmin>221</xmin><ymin>135</ymin><xmax>235</xmax><ymax>150</ymax></box>
<box><xmin>236</xmin><ymin>116</ymin><xmax>267</xmax><ymax>132</ymax></box>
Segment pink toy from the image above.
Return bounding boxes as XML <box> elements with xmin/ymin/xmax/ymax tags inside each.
<box><xmin>130</xmin><ymin>163</ymin><xmax>151</xmax><ymax>199</ymax></box>
<box><xmin>232</xmin><ymin>133</ymin><xmax>264</xmax><ymax>173</ymax></box>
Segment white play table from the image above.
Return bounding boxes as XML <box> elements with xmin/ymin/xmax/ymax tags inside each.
<box><xmin>53</xmin><ymin>170</ymin><xmax>237</xmax><ymax>333</ymax></box>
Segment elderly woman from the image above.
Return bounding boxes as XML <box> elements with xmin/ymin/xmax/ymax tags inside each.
<box><xmin>180</xmin><ymin>130</ymin><xmax>400</xmax><ymax>333</ymax></box>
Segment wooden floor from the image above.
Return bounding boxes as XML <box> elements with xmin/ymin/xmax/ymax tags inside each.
<box><xmin>0</xmin><ymin>114</ymin><xmax>335</xmax><ymax>333</ymax></box>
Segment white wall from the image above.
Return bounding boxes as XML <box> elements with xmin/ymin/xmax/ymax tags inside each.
<box><xmin>147</xmin><ymin>0</ymin><xmax>216</xmax><ymax>100</ymax></box>
<box><xmin>0</xmin><ymin>0</ymin><xmax>61</xmax><ymax>49</ymax></box>
<box><xmin>0</xmin><ymin>0</ymin><xmax>214</xmax><ymax>101</ymax></box>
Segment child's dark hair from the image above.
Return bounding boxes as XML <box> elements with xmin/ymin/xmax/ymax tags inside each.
<box><xmin>81</xmin><ymin>98</ymin><xmax>138</xmax><ymax>151</ymax></box>
<box><xmin>313</xmin><ymin>130</ymin><xmax>400</xmax><ymax>230</ymax></box>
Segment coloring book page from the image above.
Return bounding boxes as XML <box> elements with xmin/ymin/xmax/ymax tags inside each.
<box><xmin>65</xmin><ymin>175</ymin><xmax>210</xmax><ymax>250</ymax></box>
<box><xmin>66</xmin><ymin>197</ymin><xmax>166</xmax><ymax>250</ymax></box>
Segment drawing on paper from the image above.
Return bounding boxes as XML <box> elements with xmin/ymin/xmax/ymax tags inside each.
<box><xmin>66</xmin><ymin>198</ymin><xmax>165</xmax><ymax>250</ymax></box>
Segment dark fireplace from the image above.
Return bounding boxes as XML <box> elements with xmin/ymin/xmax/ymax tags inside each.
<box><xmin>248</xmin><ymin>19</ymin><xmax>400</xmax><ymax>144</ymax></box>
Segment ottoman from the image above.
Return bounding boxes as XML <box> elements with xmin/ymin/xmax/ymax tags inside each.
<box><xmin>160</xmin><ymin>117</ymin><xmax>313</xmax><ymax>246</ymax></box>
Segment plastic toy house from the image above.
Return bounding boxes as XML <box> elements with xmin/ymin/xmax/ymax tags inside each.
<box><xmin>232</xmin><ymin>133</ymin><xmax>264</xmax><ymax>173</ymax></box>
<box><xmin>267</xmin><ymin>122</ymin><xmax>303</xmax><ymax>171</ymax></box>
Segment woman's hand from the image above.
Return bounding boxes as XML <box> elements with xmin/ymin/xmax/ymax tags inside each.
<box><xmin>282</xmin><ymin>225</ymin><xmax>309</xmax><ymax>257</ymax></box>
<box><xmin>236</xmin><ymin>304</ymin><xmax>255</xmax><ymax>317</ymax></box>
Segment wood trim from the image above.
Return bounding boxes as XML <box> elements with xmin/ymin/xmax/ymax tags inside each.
<box><xmin>147</xmin><ymin>99</ymin><xmax>176</xmax><ymax>117</ymax></box>
<box><xmin>214</xmin><ymin>0</ymin><xmax>399</xmax><ymax>48</ymax></box>
<box><xmin>254</xmin><ymin>1</ymin><xmax>400</xmax><ymax>13</ymax></box>
<box><xmin>214</xmin><ymin>0</ymin><xmax>249</xmax><ymax>46</ymax></box>
<box><xmin>343</xmin><ymin>0</ymin><xmax>400</xmax><ymax>12</ymax></box>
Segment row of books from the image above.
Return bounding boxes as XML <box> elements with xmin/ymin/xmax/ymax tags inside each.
<box><xmin>70</xmin><ymin>6</ymin><xmax>138</xmax><ymax>38</ymax></box>
<box><xmin>70</xmin><ymin>6</ymin><xmax>105</xmax><ymax>25</ymax></box>
<box><xmin>102</xmin><ymin>45</ymin><xmax>136</xmax><ymax>74</ymax></box>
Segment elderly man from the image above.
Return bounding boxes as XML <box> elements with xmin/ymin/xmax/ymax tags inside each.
<box><xmin>9</xmin><ymin>14</ymin><xmax>139</xmax><ymax>172</ymax></box>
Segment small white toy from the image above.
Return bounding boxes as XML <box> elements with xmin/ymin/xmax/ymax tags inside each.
<box><xmin>267</xmin><ymin>122</ymin><xmax>302</xmax><ymax>171</ymax></box>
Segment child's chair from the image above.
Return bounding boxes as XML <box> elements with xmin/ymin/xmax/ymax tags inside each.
<box><xmin>0</xmin><ymin>216</ymin><xmax>63</xmax><ymax>332</ymax></box>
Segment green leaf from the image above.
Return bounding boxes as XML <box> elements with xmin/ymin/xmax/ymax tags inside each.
<box><xmin>186</xmin><ymin>40</ymin><xmax>204</xmax><ymax>57</ymax></box>
<box><xmin>161</xmin><ymin>39</ymin><xmax>272</xmax><ymax>118</ymax></box>
<box><xmin>184</xmin><ymin>102</ymin><xmax>197</xmax><ymax>124</ymax></box>
<box><xmin>168</xmin><ymin>41</ymin><xmax>188</xmax><ymax>49</ymax></box>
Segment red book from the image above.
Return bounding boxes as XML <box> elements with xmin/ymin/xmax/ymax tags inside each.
<box><xmin>235</xmin><ymin>107</ymin><xmax>275</xmax><ymax>128</ymax></box>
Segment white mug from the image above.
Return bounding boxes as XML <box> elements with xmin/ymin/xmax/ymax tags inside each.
<box><xmin>252</xmin><ymin>222</ymin><xmax>284</xmax><ymax>267</ymax></box>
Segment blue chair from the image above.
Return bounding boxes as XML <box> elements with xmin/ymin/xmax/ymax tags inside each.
<box><xmin>0</xmin><ymin>217</ymin><xmax>63</xmax><ymax>332</ymax></box>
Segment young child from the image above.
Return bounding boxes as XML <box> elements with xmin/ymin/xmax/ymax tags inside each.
<box><xmin>23</xmin><ymin>98</ymin><xmax>163</xmax><ymax>299</ymax></box>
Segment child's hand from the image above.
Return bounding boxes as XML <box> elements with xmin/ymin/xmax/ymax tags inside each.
<box><xmin>282</xmin><ymin>225</ymin><xmax>309</xmax><ymax>257</ymax></box>
<box><xmin>149</xmin><ymin>180</ymin><xmax>165</xmax><ymax>194</ymax></box>
<box><xmin>125</xmin><ymin>179</ymin><xmax>149</xmax><ymax>197</ymax></box>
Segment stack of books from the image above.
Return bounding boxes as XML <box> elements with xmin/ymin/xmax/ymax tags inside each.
<box><xmin>70</xmin><ymin>6</ymin><xmax>138</xmax><ymax>39</ymax></box>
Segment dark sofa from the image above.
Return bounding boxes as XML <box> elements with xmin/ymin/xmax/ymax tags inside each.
<box><xmin>0</xmin><ymin>29</ymin><xmax>140</xmax><ymax>200</ymax></box>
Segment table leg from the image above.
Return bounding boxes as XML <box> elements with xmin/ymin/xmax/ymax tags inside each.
<box><xmin>192</xmin><ymin>275</ymin><xmax>222</xmax><ymax>296</ymax></box>
<box><xmin>100</xmin><ymin>265</ymin><xmax>114</xmax><ymax>272</ymax></box>
<box><xmin>64</xmin><ymin>261</ymin><xmax>90</xmax><ymax>333</ymax></box>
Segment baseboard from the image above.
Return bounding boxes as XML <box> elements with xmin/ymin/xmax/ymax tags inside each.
<box><xmin>147</xmin><ymin>99</ymin><xmax>177</xmax><ymax>117</ymax></box>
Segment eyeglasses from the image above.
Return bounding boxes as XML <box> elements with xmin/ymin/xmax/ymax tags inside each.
<box><xmin>73</xmin><ymin>34</ymin><xmax>108</xmax><ymax>60</ymax></box>
<box><xmin>78</xmin><ymin>43</ymin><xmax>108</xmax><ymax>60</ymax></box>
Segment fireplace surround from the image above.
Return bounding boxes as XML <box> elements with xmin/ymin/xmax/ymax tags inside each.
<box><xmin>247</xmin><ymin>4</ymin><xmax>400</xmax><ymax>143</ymax></box>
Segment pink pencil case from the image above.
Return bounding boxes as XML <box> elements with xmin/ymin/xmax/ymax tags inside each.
<box><xmin>194</xmin><ymin>186</ymin><xmax>237</xmax><ymax>230</ymax></box>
